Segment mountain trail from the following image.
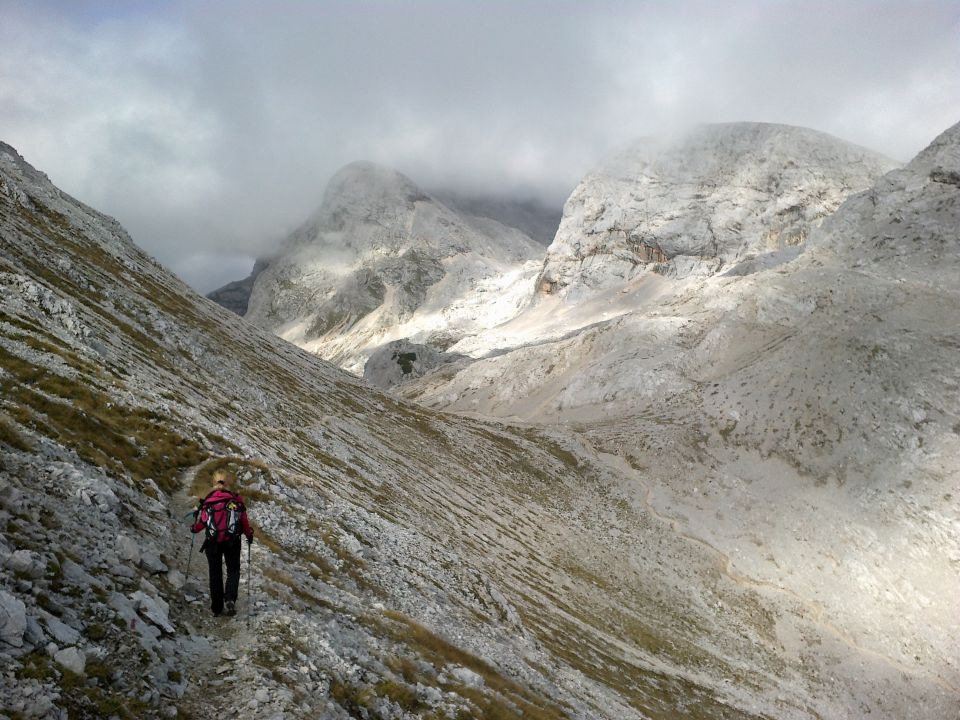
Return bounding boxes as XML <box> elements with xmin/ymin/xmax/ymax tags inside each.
<box><xmin>167</xmin><ymin>463</ymin><xmax>267</xmax><ymax>719</ymax></box>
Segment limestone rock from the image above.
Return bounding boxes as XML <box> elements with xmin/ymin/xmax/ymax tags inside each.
<box><xmin>140</xmin><ymin>547</ymin><xmax>168</xmax><ymax>575</ymax></box>
<box><xmin>130</xmin><ymin>591</ymin><xmax>174</xmax><ymax>634</ymax></box>
<box><xmin>8</xmin><ymin>550</ymin><xmax>43</xmax><ymax>579</ymax></box>
<box><xmin>245</xmin><ymin>162</ymin><xmax>544</xmax><ymax>374</ymax></box>
<box><xmin>450</xmin><ymin>666</ymin><xmax>484</xmax><ymax>688</ymax></box>
<box><xmin>538</xmin><ymin>122</ymin><xmax>898</xmax><ymax>299</ymax></box>
<box><xmin>115</xmin><ymin>535</ymin><xmax>141</xmax><ymax>565</ymax></box>
<box><xmin>53</xmin><ymin>646</ymin><xmax>86</xmax><ymax>675</ymax></box>
<box><xmin>0</xmin><ymin>590</ymin><xmax>26</xmax><ymax>648</ymax></box>
<box><xmin>40</xmin><ymin>614</ymin><xmax>80</xmax><ymax>646</ymax></box>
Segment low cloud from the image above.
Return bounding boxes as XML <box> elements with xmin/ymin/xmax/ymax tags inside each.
<box><xmin>1</xmin><ymin>1</ymin><xmax>958</xmax><ymax>292</ymax></box>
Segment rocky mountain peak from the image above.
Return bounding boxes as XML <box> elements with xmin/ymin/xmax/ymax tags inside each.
<box><xmin>537</xmin><ymin>121</ymin><xmax>900</xmax><ymax>299</ymax></box>
<box><xmin>244</xmin><ymin>162</ymin><xmax>545</xmax><ymax>374</ymax></box>
<box><xmin>319</xmin><ymin>161</ymin><xmax>432</xmax><ymax>226</ymax></box>
<box><xmin>1</xmin><ymin>142</ymin><xmax>57</xmax><ymax>209</ymax></box>
<box><xmin>897</xmin><ymin>120</ymin><xmax>960</xmax><ymax>197</ymax></box>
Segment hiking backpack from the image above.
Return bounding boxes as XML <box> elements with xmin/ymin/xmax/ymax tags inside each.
<box><xmin>200</xmin><ymin>493</ymin><xmax>244</xmax><ymax>544</ymax></box>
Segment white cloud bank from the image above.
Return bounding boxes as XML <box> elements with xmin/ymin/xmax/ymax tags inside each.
<box><xmin>1</xmin><ymin>0</ymin><xmax>958</xmax><ymax>292</ymax></box>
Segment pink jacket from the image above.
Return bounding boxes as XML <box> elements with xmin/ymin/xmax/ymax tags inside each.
<box><xmin>191</xmin><ymin>488</ymin><xmax>254</xmax><ymax>542</ymax></box>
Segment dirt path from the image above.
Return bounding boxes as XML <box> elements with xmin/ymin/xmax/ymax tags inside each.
<box><xmin>167</xmin><ymin>464</ymin><xmax>263</xmax><ymax>718</ymax></box>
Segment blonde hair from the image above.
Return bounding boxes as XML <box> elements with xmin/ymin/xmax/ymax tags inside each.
<box><xmin>212</xmin><ymin>469</ymin><xmax>233</xmax><ymax>488</ymax></box>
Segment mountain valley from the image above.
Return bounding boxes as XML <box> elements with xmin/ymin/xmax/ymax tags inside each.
<box><xmin>1</xmin><ymin>118</ymin><xmax>959</xmax><ymax>720</ymax></box>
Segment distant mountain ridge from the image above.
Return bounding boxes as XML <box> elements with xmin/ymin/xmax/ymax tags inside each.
<box><xmin>205</xmin><ymin>257</ymin><xmax>271</xmax><ymax>315</ymax></box>
<box><xmin>206</xmin><ymin>183</ymin><xmax>560</xmax><ymax>325</ymax></box>
<box><xmin>429</xmin><ymin>190</ymin><xmax>563</xmax><ymax>245</ymax></box>
<box><xmin>243</xmin><ymin>161</ymin><xmax>546</xmax><ymax>374</ymax></box>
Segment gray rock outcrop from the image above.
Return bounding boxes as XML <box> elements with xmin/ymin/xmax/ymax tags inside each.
<box><xmin>53</xmin><ymin>647</ymin><xmax>85</xmax><ymax>675</ymax></box>
<box><xmin>363</xmin><ymin>339</ymin><xmax>467</xmax><ymax>390</ymax></box>
<box><xmin>245</xmin><ymin>162</ymin><xmax>545</xmax><ymax>374</ymax></box>
<box><xmin>0</xmin><ymin>590</ymin><xmax>26</xmax><ymax>648</ymax></box>
<box><xmin>537</xmin><ymin>122</ymin><xmax>899</xmax><ymax>298</ymax></box>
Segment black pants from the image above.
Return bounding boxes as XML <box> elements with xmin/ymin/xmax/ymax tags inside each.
<box><xmin>204</xmin><ymin>539</ymin><xmax>242</xmax><ymax>615</ymax></box>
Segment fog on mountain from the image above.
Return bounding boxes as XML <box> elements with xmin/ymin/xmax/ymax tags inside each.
<box><xmin>1</xmin><ymin>117</ymin><xmax>958</xmax><ymax>720</ymax></box>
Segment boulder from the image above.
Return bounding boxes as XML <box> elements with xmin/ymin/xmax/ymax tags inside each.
<box><xmin>54</xmin><ymin>646</ymin><xmax>86</xmax><ymax>675</ymax></box>
<box><xmin>130</xmin><ymin>591</ymin><xmax>174</xmax><ymax>634</ymax></box>
<box><xmin>0</xmin><ymin>589</ymin><xmax>27</xmax><ymax>647</ymax></box>
<box><xmin>140</xmin><ymin>547</ymin><xmax>168</xmax><ymax>575</ymax></box>
<box><xmin>115</xmin><ymin>535</ymin><xmax>141</xmax><ymax>565</ymax></box>
<box><xmin>165</xmin><ymin>570</ymin><xmax>185</xmax><ymax>590</ymax></box>
<box><xmin>8</xmin><ymin>549</ymin><xmax>43</xmax><ymax>579</ymax></box>
<box><xmin>41</xmin><ymin>614</ymin><xmax>80</xmax><ymax>646</ymax></box>
<box><xmin>449</xmin><ymin>666</ymin><xmax>485</xmax><ymax>688</ymax></box>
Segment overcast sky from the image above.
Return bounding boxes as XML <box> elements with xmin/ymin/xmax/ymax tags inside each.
<box><xmin>2</xmin><ymin>1</ymin><xmax>959</xmax><ymax>292</ymax></box>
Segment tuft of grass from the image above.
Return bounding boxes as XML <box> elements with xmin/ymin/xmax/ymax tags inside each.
<box><xmin>15</xmin><ymin>652</ymin><xmax>56</xmax><ymax>682</ymax></box>
<box><xmin>329</xmin><ymin>680</ymin><xmax>377</xmax><ymax>714</ymax></box>
<box><xmin>375</xmin><ymin>679</ymin><xmax>424</xmax><ymax>711</ymax></box>
<box><xmin>0</xmin><ymin>343</ymin><xmax>205</xmax><ymax>488</ymax></box>
<box><xmin>262</xmin><ymin>565</ymin><xmax>334</xmax><ymax>611</ymax></box>
<box><xmin>85</xmin><ymin>623</ymin><xmax>108</xmax><ymax>642</ymax></box>
<box><xmin>385</xmin><ymin>655</ymin><xmax>426</xmax><ymax>684</ymax></box>
<box><xmin>0</xmin><ymin>414</ymin><xmax>32</xmax><ymax>451</ymax></box>
<box><xmin>376</xmin><ymin>611</ymin><xmax>569</xmax><ymax>720</ymax></box>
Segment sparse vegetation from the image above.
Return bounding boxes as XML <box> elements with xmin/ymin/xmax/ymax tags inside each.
<box><xmin>0</xmin><ymin>414</ymin><xmax>32</xmax><ymax>451</ymax></box>
<box><xmin>15</xmin><ymin>652</ymin><xmax>146</xmax><ymax>720</ymax></box>
<box><xmin>0</xmin><ymin>343</ymin><xmax>205</xmax><ymax>489</ymax></box>
<box><xmin>376</xmin><ymin>610</ymin><xmax>570</xmax><ymax>720</ymax></box>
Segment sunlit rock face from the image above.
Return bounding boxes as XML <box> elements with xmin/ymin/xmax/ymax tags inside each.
<box><xmin>538</xmin><ymin>122</ymin><xmax>899</xmax><ymax>299</ymax></box>
<box><xmin>396</xmin><ymin>121</ymin><xmax>960</xmax><ymax>719</ymax></box>
<box><xmin>244</xmin><ymin>162</ymin><xmax>544</xmax><ymax>374</ymax></box>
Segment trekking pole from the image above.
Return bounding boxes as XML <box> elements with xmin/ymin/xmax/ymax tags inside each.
<box><xmin>246</xmin><ymin>539</ymin><xmax>252</xmax><ymax>628</ymax></box>
<box><xmin>186</xmin><ymin>532</ymin><xmax>196</xmax><ymax>579</ymax></box>
<box><xmin>182</xmin><ymin>510</ymin><xmax>197</xmax><ymax>579</ymax></box>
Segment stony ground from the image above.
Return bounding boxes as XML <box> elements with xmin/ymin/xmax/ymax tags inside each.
<box><xmin>2</xmin><ymin>125</ymin><xmax>959</xmax><ymax>720</ymax></box>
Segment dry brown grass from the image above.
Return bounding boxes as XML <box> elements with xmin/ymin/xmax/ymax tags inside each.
<box><xmin>376</xmin><ymin>610</ymin><xmax>570</xmax><ymax>720</ymax></box>
<box><xmin>0</xmin><ymin>343</ymin><xmax>205</xmax><ymax>489</ymax></box>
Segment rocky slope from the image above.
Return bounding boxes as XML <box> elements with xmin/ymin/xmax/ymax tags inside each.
<box><xmin>537</xmin><ymin>122</ymin><xmax>898</xmax><ymax>300</ymax></box>
<box><xmin>0</xmin><ymin>141</ymin><xmax>784</xmax><ymax>720</ymax></box>
<box><xmin>243</xmin><ymin>162</ymin><xmax>545</xmax><ymax>375</ymax></box>
<box><xmin>1</xmin><ymin>124</ymin><xmax>957</xmax><ymax>720</ymax></box>
<box><xmin>397</xmin><ymin>121</ymin><xmax>960</xmax><ymax>716</ymax></box>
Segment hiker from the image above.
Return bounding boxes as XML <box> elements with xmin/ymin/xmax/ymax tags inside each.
<box><xmin>191</xmin><ymin>470</ymin><xmax>254</xmax><ymax>617</ymax></box>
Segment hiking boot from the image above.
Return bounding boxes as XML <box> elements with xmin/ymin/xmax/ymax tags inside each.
<box><xmin>225</xmin><ymin>601</ymin><xmax>236</xmax><ymax>616</ymax></box>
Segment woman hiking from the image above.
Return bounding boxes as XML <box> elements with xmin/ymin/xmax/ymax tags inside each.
<box><xmin>191</xmin><ymin>469</ymin><xmax>254</xmax><ymax>617</ymax></box>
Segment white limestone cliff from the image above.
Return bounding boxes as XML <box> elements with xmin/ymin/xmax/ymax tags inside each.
<box><xmin>244</xmin><ymin>162</ymin><xmax>544</xmax><ymax>374</ymax></box>
<box><xmin>537</xmin><ymin>122</ymin><xmax>899</xmax><ymax>300</ymax></box>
